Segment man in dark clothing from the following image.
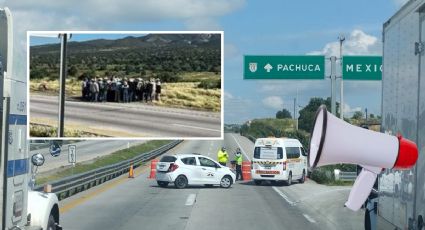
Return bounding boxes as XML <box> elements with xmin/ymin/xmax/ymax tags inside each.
<box><xmin>146</xmin><ymin>79</ymin><xmax>153</xmax><ymax>102</ymax></box>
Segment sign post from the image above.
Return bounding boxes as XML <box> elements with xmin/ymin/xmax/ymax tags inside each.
<box><xmin>68</xmin><ymin>145</ymin><xmax>76</xmax><ymax>166</ymax></box>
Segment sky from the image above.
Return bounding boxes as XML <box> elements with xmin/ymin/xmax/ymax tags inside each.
<box><xmin>2</xmin><ymin>0</ymin><xmax>408</xmax><ymax>124</ymax></box>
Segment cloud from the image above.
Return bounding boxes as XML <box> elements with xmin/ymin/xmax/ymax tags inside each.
<box><xmin>308</xmin><ymin>29</ymin><xmax>381</xmax><ymax>56</ymax></box>
<box><xmin>262</xmin><ymin>96</ymin><xmax>284</xmax><ymax>110</ymax></box>
<box><xmin>6</xmin><ymin>0</ymin><xmax>245</xmax><ymax>29</ymax></box>
<box><xmin>343</xmin><ymin>103</ymin><xmax>362</xmax><ymax>117</ymax></box>
<box><xmin>224</xmin><ymin>91</ymin><xmax>234</xmax><ymax>100</ymax></box>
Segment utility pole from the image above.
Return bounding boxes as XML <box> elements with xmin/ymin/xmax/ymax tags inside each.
<box><xmin>338</xmin><ymin>34</ymin><xmax>345</xmax><ymax>119</ymax></box>
<box><xmin>330</xmin><ymin>56</ymin><xmax>337</xmax><ymax>115</ymax></box>
<box><xmin>58</xmin><ymin>34</ymin><xmax>68</xmax><ymax>137</ymax></box>
<box><xmin>293</xmin><ymin>97</ymin><xmax>296</xmax><ymax>130</ymax></box>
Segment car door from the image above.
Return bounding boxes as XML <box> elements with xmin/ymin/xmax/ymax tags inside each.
<box><xmin>180</xmin><ymin>157</ymin><xmax>201</xmax><ymax>184</ymax></box>
<box><xmin>197</xmin><ymin>156</ymin><xmax>220</xmax><ymax>184</ymax></box>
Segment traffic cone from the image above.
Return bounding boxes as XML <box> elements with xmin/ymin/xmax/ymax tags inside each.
<box><xmin>128</xmin><ymin>163</ymin><xmax>134</xmax><ymax>178</ymax></box>
<box><xmin>148</xmin><ymin>159</ymin><xmax>159</xmax><ymax>179</ymax></box>
<box><xmin>242</xmin><ymin>161</ymin><xmax>252</xmax><ymax>181</ymax></box>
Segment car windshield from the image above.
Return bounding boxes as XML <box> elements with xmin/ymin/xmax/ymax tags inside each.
<box><xmin>254</xmin><ymin>147</ymin><xmax>283</xmax><ymax>159</ymax></box>
<box><xmin>160</xmin><ymin>156</ymin><xmax>177</xmax><ymax>162</ymax></box>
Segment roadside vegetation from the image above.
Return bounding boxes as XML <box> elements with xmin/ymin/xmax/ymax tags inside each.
<box><xmin>238</xmin><ymin>96</ymin><xmax>381</xmax><ymax>186</ymax></box>
<box><xmin>36</xmin><ymin>140</ymin><xmax>172</xmax><ymax>185</ymax></box>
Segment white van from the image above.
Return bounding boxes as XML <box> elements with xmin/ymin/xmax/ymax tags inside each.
<box><xmin>251</xmin><ymin>138</ymin><xmax>308</xmax><ymax>186</ymax></box>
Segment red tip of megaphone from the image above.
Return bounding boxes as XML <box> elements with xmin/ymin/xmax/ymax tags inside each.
<box><xmin>393</xmin><ymin>136</ymin><xmax>419</xmax><ymax>169</ymax></box>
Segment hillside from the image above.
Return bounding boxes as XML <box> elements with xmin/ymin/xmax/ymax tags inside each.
<box><xmin>30</xmin><ymin>33</ymin><xmax>221</xmax><ymax>80</ymax></box>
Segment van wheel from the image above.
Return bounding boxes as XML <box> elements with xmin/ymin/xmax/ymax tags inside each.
<box><xmin>47</xmin><ymin>214</ymin><xmax>56</xmax><ymax>230</ymax></box>
<box><xmin>254</xmin><ymin>180</ymin><xmax>262</xmax><ymax>185</ymax></box>
<box><xmin>299</xmin><ymin>171</ymin><xmax>306</xmax><ymax>184</ymax></box>
<box><xmin>157</xmin><ymin>181</ymin><xmax>169</xmax><ymax>187</ymax></box>
<box><xmin>286</xmin><ymin>173</ymin><xmax>292</xmax><ymax>186</ymax></box>
<box><xmin>174</xmin><ymin>175</ymin><xmax>188</xmax><ymax>189</ymax></box>
<box><xmin>220</xmin><ymin>176</ymin><xmax>233</xmax><ymax>188</ymax></box>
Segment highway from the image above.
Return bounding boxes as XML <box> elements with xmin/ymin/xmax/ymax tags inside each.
<box><xmin>59</xmin><ymin>134</ymin><xmax>363</xmax><ymax>230</ymax></box>
<box><xmin>30</xmin><ymin>95</ymin><xmax>221</xmax><ymax>137</ymax></box>
<box><xmin>31</xmin><ymin>140</ymin><xmax>146</xmax><ymax>173</ymax></box>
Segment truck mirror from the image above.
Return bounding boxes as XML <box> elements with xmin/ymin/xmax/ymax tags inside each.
<box><xmin>31</xmin><ymin>153</ymin><xmax>45</xmax><ymax>166</ymax></box>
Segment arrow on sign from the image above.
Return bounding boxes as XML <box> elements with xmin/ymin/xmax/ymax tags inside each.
<box><xmin>264</xmin><ymin>63</ymin><xmax>273</xmax><ymax>72</ymax></box>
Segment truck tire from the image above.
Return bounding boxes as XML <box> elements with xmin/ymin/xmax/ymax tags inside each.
<box><xmin>47</xmin><ymin>214</ymin><xmax>56</xmax><ymax>230</ymax></box>
<box><xmin>299</xmin><ymin>171</ymin><xmax>306</xmax><ymax>184</ymax></box>
<box><xmin>286</xmin><ymin>173</ymin><xmax>292</xmax><ymax>186</ymax></box>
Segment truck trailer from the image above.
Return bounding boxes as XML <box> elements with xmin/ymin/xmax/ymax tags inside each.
<box><xmin>0</xmin><ymin>7</ymin><xmax>61</xmax><ymax>230</ymax></box>
<box><xmin>380</xmin><ymin>0</ymin><xmax>425</xmax><ymax>229</ymax></box>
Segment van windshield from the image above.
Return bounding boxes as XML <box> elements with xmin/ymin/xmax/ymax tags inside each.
<box><xmin>254</xmin><ymin>147</ymin><xmax>283</xmax><ymax>159</ymax></box>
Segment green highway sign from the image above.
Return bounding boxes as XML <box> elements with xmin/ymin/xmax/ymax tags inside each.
<box><xmin>244</xmin><ymin>55</ymin><xmax>325</xmax><ymax>79</ymax></box>
<box><xmin>342</xmin><ymin>56</ymin><xmax>382</xmax><ymax>80</ymax></box>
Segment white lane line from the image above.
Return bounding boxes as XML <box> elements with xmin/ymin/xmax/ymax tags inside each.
<box><xmin>272</xmin><ymin>186</ymin><xmax>296</xmax><ymax>206</ymax></box>
<box><xmin>185</xmin><ymin>194</ymin><xmax>197</xmax><ymax>206</ymax></box>
<box><xmin>303</xmin><ymin>214</ymin><xmax>316</xmax><ymax>223</ymax></box>
<box><xmin>173</xmin><ymin>124</ymin><xmax>221</xmax><ymax>132</ymax></box>
<box><xmin>231</xmin><ymin>134</ymin><xmax>251</xmax><ymax>161</ymax></box>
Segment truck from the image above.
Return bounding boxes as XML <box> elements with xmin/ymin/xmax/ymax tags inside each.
<box><xmin>379</xmin><ymin>0</ymin><xmax>425</xmax><ymax>229</ymax></box>
<box><xmin>0</xmin><ymin>7</ymin><xmax>61</xmax><ymax>230</ymax></box>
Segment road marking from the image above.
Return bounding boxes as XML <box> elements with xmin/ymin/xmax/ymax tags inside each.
<box><xmin>303</xmin><ymin>214</ymin><xmax>316</xmax><ymax>223</ymax></box>
<box><xmin>185</xmin><ymin>194</ymin><xmax>197</xmax><ymax>206</ymax></box>
<box><xmin>230</xmin><ymin>134</ymin><xmax>251</xmax><ymax>161</ymax></box>
<box><xmin>272</xmin><ymin>186</ymin><xmax>296</xmax><ymax>206</ymax></box>
<box><xmin>172</xmin><ymin>124</ymin><xmax>221</xmax><ymax>132</ymax></box>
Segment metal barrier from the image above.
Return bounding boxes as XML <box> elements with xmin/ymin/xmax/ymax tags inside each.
<box><xmin>334</xmin><ymin>169</ymin><xmax>357</xmax><ymax>181</ymax></box>
<box><xmin>34</xmin><ymin>140</ymin><xmax>182</xmax><ymax>200</ymax></box>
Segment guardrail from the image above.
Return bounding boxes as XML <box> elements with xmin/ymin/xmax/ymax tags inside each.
<box><xmin>334</xmin><ymin>170</ymin><xmax>357</xmax><ymax>181</ymax></box>
<box><xmin>34</xmin><ymin>140</ymin><xmax>182</xmax><ymax>200</ymax></box>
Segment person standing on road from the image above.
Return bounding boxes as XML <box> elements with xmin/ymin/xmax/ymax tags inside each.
<box><xmin>122</xmin><ymin>81</ymin><xmax>129</xmax><ymax>103</ymax></box>
<box><xmin>234</xmin><ymin>148</ymin><xmax>243</xmax><ymax>181</ymax></box>
<box><xmin>217</xmin><ymin>147</ymin><xmax>228</xmax><ymax>166</ymax></box>
<box><xmin>155</xmin><ymin>78</ymin><xmax>161</xmax><ymax>101</ymax></box>
<box><xmin>90</xmin><ymin>78</ymin><xmax>99</xmax><ymax>102</ymax></box>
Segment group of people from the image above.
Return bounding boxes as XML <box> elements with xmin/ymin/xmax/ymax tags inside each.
<box><xmin>81</xmin><ymin>76</ymin><xmax>162</xmax><ymax>103</ymax></box>
<box><xmin>217</xmin><ymin>147</ymin><xmax>243</xmax><ymax>181</ymax></box>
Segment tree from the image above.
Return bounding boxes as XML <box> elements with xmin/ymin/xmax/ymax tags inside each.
<box><xmin>369</xmin><ymin>114</ymin><xmax>375</xmax><ymax>119</ymax></box>
<box><xmin>276</xmin><ymin>108</ymin><xmax>292</xmax><ymax>119</ymax></box>
<box><xmin>298</xmin><ymin>97</ymin><xmax>339</xmax><ymax>132</ymax></box>
<box><xmin>352</xmin><ymin>111</ymin><xmax>364</xmax><ymax>120</ymax></box>
<box><xmin>68</xmin><ymin>65</ymin><xmax>78</xmax><ymax>76</ymax></box>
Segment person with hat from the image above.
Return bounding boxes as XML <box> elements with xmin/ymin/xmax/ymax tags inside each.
<box><xmin>217</xmin><ymin>147</ymin><xmax>229</xmax><ymax>166</ymax></box>
<box><xmin>234</xmin><ymin>148</ymin><xmax>243</xmax><ymax>181</ymax></box>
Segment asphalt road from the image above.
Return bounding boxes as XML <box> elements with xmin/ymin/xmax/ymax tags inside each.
<box><xmin>31</xmin><ymin>140</ymin><xmax>146</xmax><ymax>173</ymax></box>
<box><xmin>60</xmin><ymin>134</ymin><xmax>363</xmax><ymax>230</ymax></box>
<box><xmin>30</xmin><ymin>95</ymin><xmax>221</xmax><ymax>137</ymax></box>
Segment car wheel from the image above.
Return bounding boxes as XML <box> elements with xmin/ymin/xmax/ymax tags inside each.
<box><xmin>157</xmin><ymin>181</ymin><xmax>169</xmax><ymax>188</ymax></box>
<box><xmin>47</xmin><ymin>214</ymin><xmax>56</xmax><ymax>230</ymax></box>
<box><xmin>299</xmin><ymin>171</ymin><xmax>306</xmax><ymax>184</ymax></box>
<box><xmin>254</xmin><ymin>180</ymin><xmax>262</xmax><ymax>185</ymax></box>
<box><xmin>174</xmin><ymin>175</ymin><xmax>188</xmax><ymax>189</ymax></box>
<box><xmin>286</xmin><ymin>173</ymin><xmax>292</xmax><ymax>186</ymax></box>
<box><xmin>220</xmin><ymin>175</ymin><xmax>233</xmax><ymax>188</ymax></box>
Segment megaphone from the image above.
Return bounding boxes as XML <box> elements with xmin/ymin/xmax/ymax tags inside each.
<box><xmin>309</xmin><ymin>105</ymin><xmax>418</xmax><ymax>211</ymax></box>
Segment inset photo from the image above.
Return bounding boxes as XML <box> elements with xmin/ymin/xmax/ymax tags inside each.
<box><xmin>28</xmin><ymin>31</ymin><xmax>222</xmax><ymax>138</ymax></box>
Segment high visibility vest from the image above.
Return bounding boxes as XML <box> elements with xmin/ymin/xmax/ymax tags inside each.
<box><xmin>235</xmin><ymin>154</ymin><xmax>243</xmax><ymax>165</ymax></box>
<box><xmin>217</xmin><ymin>150</ymin><xmax>228</xmax><ymax>163</ymax></box>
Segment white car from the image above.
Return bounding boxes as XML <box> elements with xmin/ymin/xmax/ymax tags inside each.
<box><xmin>156</xmin><ymin>154</ymin><xmax>236</xmax><ymax>189</ymax></box>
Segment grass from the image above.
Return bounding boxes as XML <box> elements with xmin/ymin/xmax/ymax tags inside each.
<box><xmin>154</xmin><ymin>82</ymin><xmax>221</xmax><ymax>111</ymax></box>
<box><xmin>30</xmin><ymin>123</ymin><xmax>103</xmax><ymax>137</ymax></box>
<box><xmin>36</xmin><ymin>140</ymin><xmax>172</xmax><ymax>185</ymax></box>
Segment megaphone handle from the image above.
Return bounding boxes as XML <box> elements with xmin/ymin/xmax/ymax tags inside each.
<box><xmin>345</xmin><ymin>168</ymin><xmax>378</xmax><ymax>211</ymax></box>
